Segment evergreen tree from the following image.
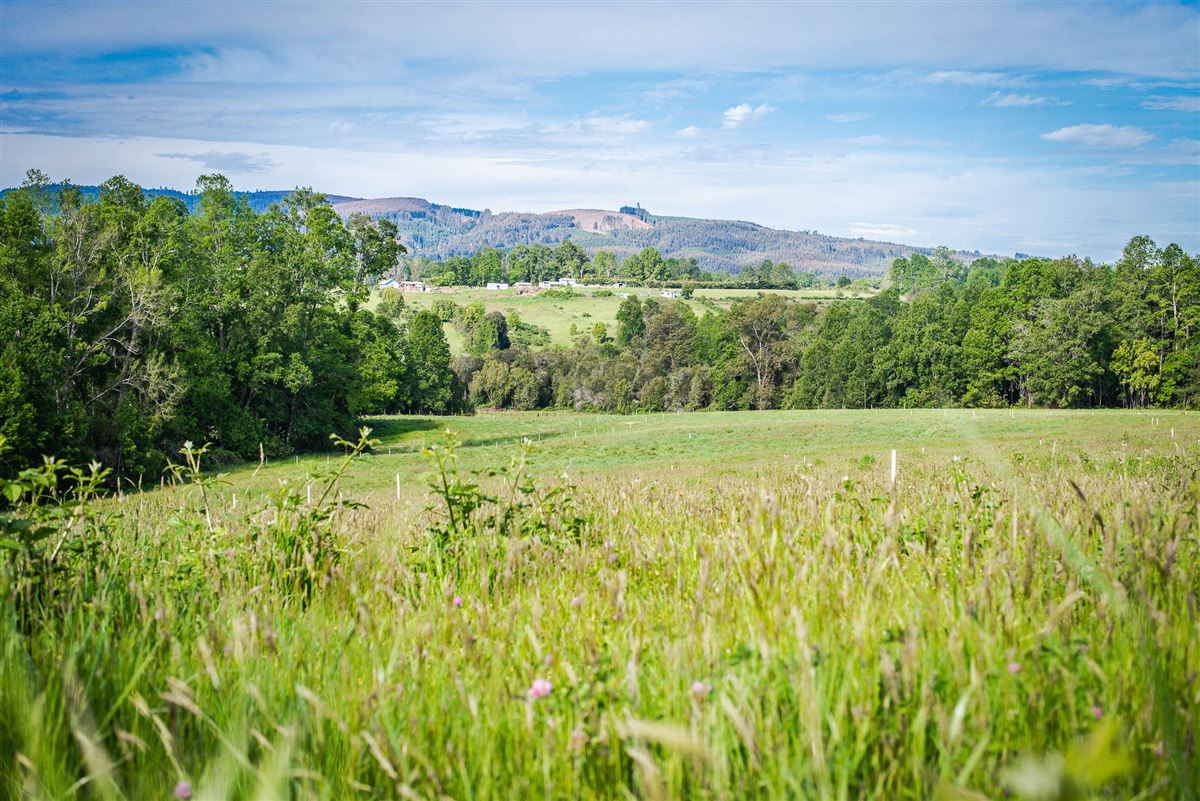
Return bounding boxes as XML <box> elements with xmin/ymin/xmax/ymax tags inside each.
<box><xmin>408</xmin><ymin>310</ymin><xmax>453</xmax><ymax>413</ymax></box>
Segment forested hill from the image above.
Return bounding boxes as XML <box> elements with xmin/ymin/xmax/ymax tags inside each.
<box><xmin>0</xmin><ymin>182</ymin><xmax>979</xmax><ymax>276</ymax></box>
<box><xmin>327</xmin><ymin>198</ymin><xmax>977</xmax><ymax>277</ymax></box>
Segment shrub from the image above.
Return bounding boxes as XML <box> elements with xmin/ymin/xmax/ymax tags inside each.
<box><xmin>431</xmin><ymin>297</ymin><xmax>459</xmax><ymax>321</ymax></box>
<box><xmin>422</xmin><ymin>432</ymin><xmax>588</xmax><ymax>559</ymax></box>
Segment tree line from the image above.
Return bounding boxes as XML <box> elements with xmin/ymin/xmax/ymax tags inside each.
<box><xmin>446</xmin><ymin>239</ymin><xmax>1197</xmax><ymax>413</ymax></box>
<box><xmin>403</xmin><ymin>241</ymin><xmax>844</xmax><ymax>290</ymax></box>
<box><xmin>0</xmin><ymin>173</ymin><xmax>454</xmax><ymax>478</ymax></box>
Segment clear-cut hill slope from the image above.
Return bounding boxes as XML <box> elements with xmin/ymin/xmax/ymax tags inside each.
<box><xmin>329</xmin><ymin>197</ymin><xmax>976</xmax><ymax>277</ymax></box>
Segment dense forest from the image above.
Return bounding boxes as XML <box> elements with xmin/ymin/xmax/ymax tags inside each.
<box><xmin>0</xmin><ymin>173</ymin><xmax>454</xmax><ymax>478</ymax></box>
<box><xmin>2</xmin><ymin>174</ymin><xmax>1196</xmax><ymax>479</ymax></box>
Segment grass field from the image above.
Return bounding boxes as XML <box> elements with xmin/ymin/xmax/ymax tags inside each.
<box><xmin>386</xmin><ymin>285</ymin><xmax>872</xmax><ymax>349</ymax></box>
<box><xmin>228</xmin><ymin>407</ymin><xmax>1193</xmax><ymax>500</ymax></box>
<box><xmin>3</xmin><ymin>409</ymin><xmax>1197</xmax><ymax>800</ymax></box>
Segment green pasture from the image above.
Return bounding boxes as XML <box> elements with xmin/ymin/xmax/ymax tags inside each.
<box><xmin>4</xmin><ymin>408</ymin><xmax>1197</xmax><ymax>800</ymax></box>
<box><xmin>227</xmin><ymin>407</ymin><xmax>1197</xmax><ymax>505</ymax></box>
<box><xmin>383</xmin><ymin>285</ymin><xmax>872</xmax><ymax>349</ymax></box>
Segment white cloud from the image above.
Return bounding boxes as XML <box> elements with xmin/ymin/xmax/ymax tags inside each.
<box><xmin>723</xmin><ymin>102</ymin><xmax>774</xmax><ymax>128</ymax></box>
<box><xmin>839</xmin><ymin>135</ymin><xmax>948</xmax><ymax>148</ymax></box>
<box><xmin>844</xmin><ymin>134</ymin><xmax>888</xmax><ymax>146</ymax></box>
<box><xmin>723</xmin><ymin>104</ymin><xmax>752</xmax><ymax>127</ymax></box>
<box><xmin>156</xmin><ymin>150</ymin><xmax>276</xmax><ymax>172</ymax></box>
<box><xmin>5</xmin><ymin>2</ymin><xmax>1199</xmax><ymax>80</ymax></box>
<box><xmin>825</xmin><ymin>112</ymin><xmax>870</xmax><ymax>123</ymax></box>
<box><xmin>1141</xmin><ymin>95</ymin><xmax>1200</xmax><ymax>112</ymax></box>
<box><xmin>1041</xmin><ymin>124</ymin><xmax>1154</xmax><ymax>148</ymax></box>
<box><xmin>582</xmin><ymin>116</ymin><xmax>650</xmax><ymax>135</ymax></box>
<box><xmin>1085</xmin><ymin>76</ymin><xmax>1196</xmax><ymax>91</ymax></box>
<box><xmin>676</xmin><ymin>125</ymin><xmax>701</xmax><ymax>138</ymax></box>
<box><xmin>1122</xmin><ymin>138</ymin><xmax>1200</xmax><ymax>166</ymax></box>
<box><xmin>844</xmin><ymin>222</ymin><xmax>920</xmax><ymax>240</ymax></box>
<box><xmin>926</xmin><ymin>71</ymin><xmax>1013</xmax><ymax>86</ymax></box>
<box><xmin>983</xmin><ymin>92</ymin><xmax>1064</xmax><ymax>107</ymax></box>
<box><xmin>538</xmin><ymin>115</ymin><xmax>652</xmax><ymax>143</ymax></box>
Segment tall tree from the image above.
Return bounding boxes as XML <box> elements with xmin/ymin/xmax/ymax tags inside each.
<box><xmin>725</xmin><ymin>294</ymin><xmax>812</xmax><ymax>409</ymax></box>
<box><xmin>408</xmin><ymin>310</ymin><xmax>453</xmax><ymax>413</ymax></box>
<box><xmin>615</xmin><ymin>295</ymin><xmax>645</xmax><ymax>346</ymax></box>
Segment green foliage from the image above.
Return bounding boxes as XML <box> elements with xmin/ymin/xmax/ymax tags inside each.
<box><xmin>408</xmin><ymin>310</ymin><xmax>454</xmax><ymax>413</ymax></box>
<box><xmin>452</xmin><ymin>239</ymin><xmax>1197</xmax><ymax>414</ymax></box>
<box><xmin>552</xmin><ymin>240</ymin><xmax>589</xmax><ymax>281</ymax></box>
<box><xmin>260</xmin><ymin>428</ymin><xmax>376</xmax><ymax>597</ymax></box>
<box><xmin>939</xmin><ymin>719</ymin><xmax>1136</xmax><ymax>801</ymax></box>
<box><xmin>422</xmin><ymin>431</ymin><xmax>587</xmax><ymax>559</ymax></box>
<box><xmin>615</xmin><ymin>294</ymin><xmax>645</xmax><ymax>346</ymax></box>
<box><xmin>0</xmin><ymin>436</ymin><xmax>111</xmax><ymax>628</ymax></box>
<box><xmin>621</xmin><ymin>246</ymin><xmax>666</xmax><ymax>283</ymax></box>
<box><xmin>376</xmin><ymin>287</ymin><xmax>406</xmax><ymax>319</ymax></box>
<box><xmin>505</xmin><ymin>311</ymin><xmax>551</xmax><ymax>348</ymax></box>
<box><xmin>592</xmin><ymin>250</ymin><xmax>617</xmax><ymax>280</ymax></box>
<box><xmin>431</xmin><ymin>297</ymin><xmax>459</xmax><ymax>321</ymax></box>
<box><xmin>0</xmin><ymin>173</ymin><xmax>454</xmax><ymax>477</ymax></box>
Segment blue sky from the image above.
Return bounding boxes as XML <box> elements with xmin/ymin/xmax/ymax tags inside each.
<box><xmin>1</xmin><ymin>1</ymin><xmax>1197</xmax><ymax>259</ymax></box>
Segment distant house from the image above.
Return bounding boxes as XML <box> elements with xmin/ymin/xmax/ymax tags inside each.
<box><xmin>379</xmin><ymin>277</ymin><xmax>401</xmax><ymax>289</ymax></box>
<box><xmin>485</xmin><ymin>282</ymin><xmax>510</xmax><ymax>290</ymax></box>
<box><xmin>661</xmin><ymin>289</ymin><xmax>682</xmax><ymax>299</ymax></box>
<box><xmin>539</xmin><ymin>277</ymin><xmax>578</xmax><ymax>289</ymax></box>
<box><xmin>514</xmin><ymin>281</ymin><xmax>533</xmax><ymax>288</ymax></box>
<box><xmin>398</xmin><ymin>280</ymin><xmax>431</xmax><ymax>293</ymax></box>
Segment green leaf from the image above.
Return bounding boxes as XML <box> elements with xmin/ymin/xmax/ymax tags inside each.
<box><xmin>933</xmin><ymin>782</ymin><xmax>992</xmax><ymax>801</ymax></box>
<box><xmin>1065</xmin><ymin>719</ymin><xmax>1132</xmax><ymax>788</ymax></box>
<box><xmin>21</xmin><ymin>526</ymin><xmax>55</xmax><ymax>544</ymax></box>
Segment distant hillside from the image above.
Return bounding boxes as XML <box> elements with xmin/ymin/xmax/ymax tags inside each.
<box><xmin>566</xmin><ymin>214</ymin><xmax>946</xmax><ymax>276</ymax></box>
<box><xmin>0</xmin><ymin>183</ymin><xmax>980</xmax><ymax>276</ymax></box>
<box><xmin>328</xmin><ymin>200</ymin><xmax>976</xmax><ymax>276</ymax></box>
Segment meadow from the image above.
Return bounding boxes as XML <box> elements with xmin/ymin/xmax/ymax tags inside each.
<box><xmin>389</xmin><ymin>285</ymin><xmax>872</xmax><ymax>349</ymax></box>
<box><xmin>2</xmin><ymin>409</ymin><xmax>1197</xmax><ymax>800</ymax></box>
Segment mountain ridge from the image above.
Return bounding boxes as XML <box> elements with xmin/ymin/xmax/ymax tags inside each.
<box><xmin>0</xmin><ymin>183</ymin><xmax>983</xmax><ymax>276</ymax></box>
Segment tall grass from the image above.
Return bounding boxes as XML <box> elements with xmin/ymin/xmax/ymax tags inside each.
<box><xmin>1</xmin><ymin>415</ymin><xmax>1196</xmax><ymax>800</ymax></box>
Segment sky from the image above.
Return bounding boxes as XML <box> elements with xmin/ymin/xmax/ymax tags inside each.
<box><xmin>1</xmin><ymin>0</ymin><xmax>1198</xmax><ymax>260</ymax></box>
